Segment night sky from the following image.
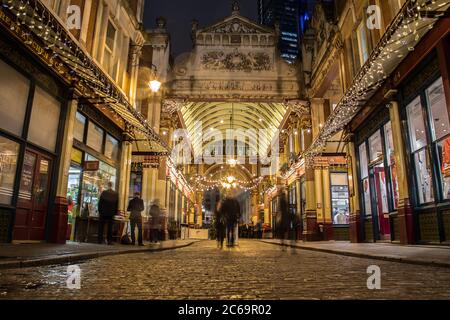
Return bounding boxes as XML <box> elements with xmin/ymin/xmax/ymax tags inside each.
<box><xmin>143</xmin><ymin>0</ymin><xmax>259</xmax><ymax>58</ymax></box>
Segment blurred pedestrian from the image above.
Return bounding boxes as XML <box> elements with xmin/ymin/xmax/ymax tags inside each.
<box><xmin>127</xmin><ymin>192</ymin><xmax>145</xmax><ymax>246</ymax></box>
<box><xmin>149</xmin><ymin>199</ymin><xmax>161</xmax><ymax>243</ymax></box>
<box><xmin>278</xmin><ymin>189</ymin><xmax>290</xmax><ymax>249</ymax></box>
<box><xmin>221</xmin><ymin>197</ymin><xmax>240</xmax><ymax>247</ymax></box>
<box><xmin>98</xmin><ymin>182</ymin><xmax>118</xmax><ymax>245</ymax></box>
<box><xmin>214</xmin><ymin>200</ymin><xmax>225</xmax><ymax>249</ymax></box>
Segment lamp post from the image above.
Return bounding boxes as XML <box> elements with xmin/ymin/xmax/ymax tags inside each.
<box><xmin>148</xmin><ymin>64</ymin><xmax>162</xmax><ymax>93</ymax></box>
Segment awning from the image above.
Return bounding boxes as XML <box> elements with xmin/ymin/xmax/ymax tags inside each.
<box><xmin>303</xmin><ymin>0</ymin><xmax>450</xmax><ymax>162</ymax></box>
<box><xmin>2</xmin><ymin>0</ymin><xmax>168</xmax><ymax>153</ymax></box>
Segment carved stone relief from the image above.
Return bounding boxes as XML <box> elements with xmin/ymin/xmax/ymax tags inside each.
<box><xmin>201</xmin><ymin>49</ymin><xmax>271</xmax><ymax>72</ymax></box>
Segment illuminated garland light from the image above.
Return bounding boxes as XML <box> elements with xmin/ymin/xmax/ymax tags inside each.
<box><xmin>1</xmin><ymin>0</ymin><xmax>169</xmax><ymax>152</ymax></box>
<box><xmin>298</xmin><ymin>0</ymin><xmax>450</xmax><ymax>168</ymax></box>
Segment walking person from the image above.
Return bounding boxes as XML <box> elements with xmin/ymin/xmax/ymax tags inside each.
<box><xmin>214</xmin><ymin>200</ymin><xmax>225</xmax><ymax>249</ymax></box>
<box><xmin>127</xmin><ymin>192</ymin><xmax>145</xmax><ymax>246</ymax></box>
<box><xmin>278</xmin><ymin>189</ymin><xmax>290</xmax><ymax>250</ymax></box>
<box><xmin>98</xmin><ymin>182</ymin><xmax>118</xmax><ymax>245</ymax></box>
<box><xmin>149</xmin><ymin>199</ymin><xmax>161</xmax><ymax>243</ymax></box>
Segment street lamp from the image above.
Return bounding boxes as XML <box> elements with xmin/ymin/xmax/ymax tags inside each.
<box><xmin>148</xmin><ymin>64</ymin><xmax>162</xmax><ymax>93</ymax></box>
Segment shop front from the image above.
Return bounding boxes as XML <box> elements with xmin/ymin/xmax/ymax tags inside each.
<box><xmin>351</xmin><ymin>30</ymin><xmax>450</xmax><ymax>244</ymax></box>
<box><xmin>0</xmin><ymin>37</ymin><xmax>68</xmax><ymax>243</ymax></box>
<box><xmin>400</xmin><ymin>47</ymin><xmax>450</xmax><ymax>243</ymax></box>
<box><xmin>66</xmin><ymin>106</ymin><xmax>123</xmax><ymax>243</ymax></box>
<box><xmin>355</xmin><ymin>108</ymin><xmax>398</xmax><ymax>242</ymax></box>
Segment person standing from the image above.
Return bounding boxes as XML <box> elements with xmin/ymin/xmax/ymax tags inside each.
<box><xmin>127</xmin><ymin>192</ymin><xmax>145</xmax><ymax>246</ymax></box>
<box><xmin>278</xmin><ymin>189</ymin><xmax>290</xmax><ymax>249</ymax></box>
<box><xmin>98</xmin><ymin>182</ymin><xmax>118</xmax><ymax>245</ymax></box>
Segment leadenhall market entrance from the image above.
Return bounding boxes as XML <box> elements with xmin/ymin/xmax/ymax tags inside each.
<box><xmin>156</xmin><ymin>4</ymin><xmax>308</xmax><ymax>231</ymax></box>
<box><xmin>0</xmin><ymin>34</ymin><xmax>68</xmax><ymax>242</ymax></box>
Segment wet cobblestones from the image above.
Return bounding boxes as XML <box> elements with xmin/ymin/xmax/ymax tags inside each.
<box><xmin>0</xmin><ymin>240</ymin><xmax>449</xmax><ymax>300</ymax></box>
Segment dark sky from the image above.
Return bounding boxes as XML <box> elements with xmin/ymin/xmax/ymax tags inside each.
<box><xmin>144</xmin><ymin>0</ymin><xmax>259</xmax><ymax>57</ymax></box>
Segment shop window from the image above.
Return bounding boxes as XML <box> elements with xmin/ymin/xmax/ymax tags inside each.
<box><xmin>427</xmin><ymin>78</ymin><xmax>449</xmax><ymax>141</ymax></box>
<box><xmin>384</xmin><ymin>122</ymin><xmax>399</xmax><ymax>208</ymax></box>
<box><xmin>359</xmin><ymin>142</ymin><xmax>371</xmax><ymax>216</ymax></box>
<box><xmin>407</xmin><ymin>96</ymin><xmax>428</xmax><ymax>152</ymax></box>
<box><xmin>0</xmin><ymin>59</ymin><xmax>30</xmax><ymax>136</ymax></box>
<box><xmin>81</xmin><ymin>154</ymin><xmax>117</xmax><ymax>217</ymax></box>
<box><xmin>105</xmin><ymin>134</ymin><xmax>119</xmax><ymax>161</ymax></box>
<box><xmin>414</xmin><ymin>149</ymin><xmax>434</xmax><ymax>203</ymax></box>
<box><xmin>28</xmin><ymin>86</ymin><xmax>61</xmax><ymax>152</ymax></box>
<box><xmin>368</xmin><ymin>131</ymin><xmax>383</xmax><ymax>162</ymax></box>
<box><xmin>86</xmin><ymin>122</ymin><xmax>104</xmax><ymax>153</ymax></box>
<box><xmin>74</xmin><ymin>112</ymin><xmax>86</xmax><ymax>142</ymax></box>
<box><xmin>330</xmin><ymin>173</ymin><xmax>349</xmax><ymax>225</ymax></box>
<box><xmin>0</xmin><ymin>136</ymin><xmax>20</xmax><ymax>204</ymax></box>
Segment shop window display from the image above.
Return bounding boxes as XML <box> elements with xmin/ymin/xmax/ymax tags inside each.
<box><xmin>74</xmin><ymin>112</ymin><xmax>86</xmax><ymax>142</ymax></box>
<box><xmin>81</xmin><ymin>154</ymin><xmax>117</xmax><ymax>217</ymax></box>
<box><xmin>359</xmin><ymin>142</ymin><xmax>371</xmax><ymax>216</ymax></box>
<box><xmin>330</xmin><ymin>173</ymin><xmax>349</xmax><ymax>225</ymax></box>
<box><xmin>384</xmin><ymin>122</ymin><xmax>399</xmax><ymax>208</ymax></box>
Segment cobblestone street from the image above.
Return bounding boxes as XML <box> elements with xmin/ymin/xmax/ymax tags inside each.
<box><xmin>0</xmin><ymin>240</ymin><xmax>449</xmax><ymax>300</ymax></box>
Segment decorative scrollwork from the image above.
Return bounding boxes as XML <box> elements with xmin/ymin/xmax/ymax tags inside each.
<box><xmin>201</xmin><ymin>50</ymin><xmax>271</xmax><ymax>72</ymax></box>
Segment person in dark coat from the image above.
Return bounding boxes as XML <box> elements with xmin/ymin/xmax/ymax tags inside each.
<box><xmin>98</xmin><ymin>182</ymin><xmax>118</xmax><ymax>245</ymax></box>
<box><xmin>278</xmin><ymin>190</ymin><xmax>290</xmax><ymax>249</ymax></box>
<box><xmin>220</xmin><ymin>197</ymin><xmax>241</xmax><ymax>247</ymax></box>
<box><xmin>127</xmin><ymin>192</ymin><xmax>145</xmax><ymax>246</ymax></box>
<box><xmin>149</xmin><ymin>199</ymin><xmax>161</xmax><ymax>243</ymax></box>
<box><xmin>214</xmin><ymin>200</ymin><xmax>225</xmax><ymax>249</ymax></box>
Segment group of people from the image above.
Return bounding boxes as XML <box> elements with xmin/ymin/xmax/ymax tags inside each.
<box><xmin>214</xmin><ymin>197</ymin><xmax>241</xmax><ymax>249</ymax></box>
<box><xmin>239</xmin><ymin>222</ymin><xmax>263</xmax><ymax>239</ymax></box>
<box><xmin>96</xmin><ymin>182</ymin><xmax>163</xmax><ymax>246</ymax></box>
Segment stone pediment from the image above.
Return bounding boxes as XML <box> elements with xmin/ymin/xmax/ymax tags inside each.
<box><xmin>199</xmin><ymin>15</ymin><xmax>273</xmax><ymax>35</ymax></box>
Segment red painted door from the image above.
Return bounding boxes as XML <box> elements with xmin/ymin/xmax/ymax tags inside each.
<box><xmin>13</xmin><ymin>149</ymin><xmax>53</xmax><ymax>241</ymax></box>
<box><xmin>374</xmin><ymin>165</ymin><xmax>391</xmax><ymax>240</ymax></box>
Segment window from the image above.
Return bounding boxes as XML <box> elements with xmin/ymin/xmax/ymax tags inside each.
<box><xmin>425</xmin><ymin>77</ymin><xmax>450</xmax><ymax>201</ymax></box>
<box><xmin>414</xmin><ymin>149</ymin><xmax>434</xmax><ymax>203</ymax></box>
<box><xmin>0</xmin><ymin>136</ymin><xmax>20</xmax><ymax>204</ymax></box>
<box><xmin>0</xmin><ymin>59</ymin><xmax>30</xmax><ymax>136</ymax></box>
<box><xmin>103</xmin><ymin>20</ymin><xmax>116</xmax><ymax>75</ymax></box>
<box><xmin>368</xmin><ymin>131</ymin><xmax>383</xmax><ymax>162</ymax></box>
<box><xmin>427</xmin><ymin>77</ymin><xmax>449</xmax><ymax>141</ymax></box>
<box><xmin>406</xmin><ymin>95</ymin><xmax>434</xmax><ymax>204</ymax></box>
<box><xmin>74</xmin><ymin>112</ymin><xmax>86</xmax><ymax>142</ymax></box>
<box><xmin>104</xmin><ymin>134</ymin><xmax>119</xmax><ymax>160</ymax></box>
<box><xmin>407</xmin><ymin>96</ymin><xmax>428</xmax><ymax>152</ymax></box>
<box><xmin>357</xmin><ymin>22</ymin><xmax>369</xmax><ymax>65</ymax></box>
<box><xmin>384</xmin><ymin>122</ymin><xmax>399</xmax><ymax>208</ymax></box>
<box><xmin>330</xmin><ymin>173</ymin><xmax>349</xmax><ymax>225</ymax></box>
<box><xmin>86</xmin><ymin>122</ymin><xmax>104</xmax><ymax>153</ymax></box>
<box><xmin>359</xmin><ymin>142</ymin><xmax>371</xmax><ymax>216</ymax></box>
<box><xmin>28</xmin><ymin>86</ymin><xmax>61</xmax><ymax>152</ymax></box>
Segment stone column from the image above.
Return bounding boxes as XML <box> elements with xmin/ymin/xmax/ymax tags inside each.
<box><xmin>388</xmin><ymin>101</ymin><xmax>414</xmax><ymax>244</ymax></box>
<box><xmin>251</xmin><ymin>191</ymin><xmax>258</xmax><ymax>224</ymax></box>
<box><xmin>118</xmin><ymin>140</ymin><xmax>132</xmax><ymax>214</ymax></box>
<box><xmin>347</xmin><ymin>137</ymin><xmax>362</xmax><ymax>243</ymax></box>
<box><xmin>322</xmin><ymin>167</ymin><xmax>333</xmax><ymax>240</ymax></box>
<box><xmin>196</xmin><ymin>192</ymin><xmax>203</xmax><ymax>227</ymax></box>
<box><xmin>303</xmin><ymin>167</ymin><xmax>318</xmax><ymax>241</ymax></box>
<box><xmin>50</xmin><ymin>99</ymin><xmax>77</xmax><ymax>243</ymax></box>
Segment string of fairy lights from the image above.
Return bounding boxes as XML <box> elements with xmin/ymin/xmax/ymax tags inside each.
<box><xmin>301</xmin><ymin>0</ymin><xmax>450</xmax><ymax>167</ymax></box>
<box><xmin>1</xmin><ymin>0</ymin><xmax>169</xmax><ymax>152</ymax></box>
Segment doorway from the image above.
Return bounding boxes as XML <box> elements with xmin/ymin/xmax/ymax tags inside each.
<box><xmin>13</xmin><ymin>149</ymin><xmax>53</xmax><ymax>241</ymax></box>
<box><xmin>370</xmin><ymin>162</ymin><xmax>391</xmax><ymax>240</ymax></box>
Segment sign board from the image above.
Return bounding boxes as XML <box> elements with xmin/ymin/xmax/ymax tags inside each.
<box><xmin>83</xmin><ymin>161</ymin><xmax>99</xmax><ymax>171</ymax></box>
